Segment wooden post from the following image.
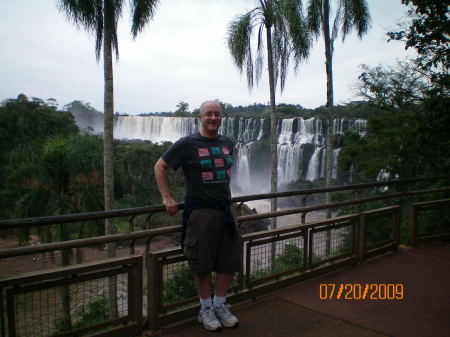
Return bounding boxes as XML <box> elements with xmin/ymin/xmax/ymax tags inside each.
<box><xmin>358</xmin><ymin>213</ymin><xmax>366</xmax><ymax>264</ymax></box>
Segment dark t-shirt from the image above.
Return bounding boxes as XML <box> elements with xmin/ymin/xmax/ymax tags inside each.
<box><xmin>162</xmin><ymin>133</ymin><xmax>234</xmax><ymax>203</ymax></box>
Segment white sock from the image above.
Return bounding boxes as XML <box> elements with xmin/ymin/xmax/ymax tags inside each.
<box><xmin>200</xmin><ymin>297</ymin><xmax>212</xmax><ymax>309</ymax></box>
<box><xmin>213</xmin><ymin>295</ymin><xmax>226</xmax><ymax>307</ymax></box>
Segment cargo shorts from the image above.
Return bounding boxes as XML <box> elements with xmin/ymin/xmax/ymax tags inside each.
<box><xmin>183</xmin><ymin>208</ymin><xmax>243</xmax><ymax>276</ymax></box>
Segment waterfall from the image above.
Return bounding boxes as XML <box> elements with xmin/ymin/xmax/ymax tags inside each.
<box><xmin>95</xmin><ymin>115</ymin><xmax>367</xmax><ymax>188</ymax></box>
<box><xmin>115</xmin><ymin>116</ymin><xmax>197</xmax><ymax>143</ymax></box>
<box><xmin>306</xmin><ymin>147</ymin><xmax>323</xmax><ymax>181</ymax></box>
<box><xmin>234</xmin><ymin>147</ymin><xmax>251</xmax><ymax>191</ymax></box>
<box><xmin>295</xmin><ymin>117</ymin><xmax>324</xmax><ymax>145</ymax></box>
<box><xmin>278</xmin><ymin>143</ymin><xmax>303</xmax><ymax>186</ymax></box>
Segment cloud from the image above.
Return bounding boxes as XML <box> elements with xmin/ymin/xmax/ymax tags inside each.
<box><xmin>0</xmin><ymin>0</ymin><xmax>414</xmax><ymax>113</ymax></box>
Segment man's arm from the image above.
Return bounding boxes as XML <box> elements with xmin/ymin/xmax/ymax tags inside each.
<box><xmin>154</xmin><ymin>157</ymin><xmax>178</xmax><ymax>215</ymax></box>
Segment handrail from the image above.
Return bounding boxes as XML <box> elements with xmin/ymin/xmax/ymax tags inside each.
<box><xmin>237</xmin><ymin>187</ymin><xmax>450</xmax><ymax>222</ymax></box>
<box><xmin>0</xmin><ymin>176</ymin><xmax>448</xmax><ymax>229</ymax></box>
<box><xmin>1</xmin><ymin>186</ymin><xmax>448</xmax><ymax>260</ymax></box>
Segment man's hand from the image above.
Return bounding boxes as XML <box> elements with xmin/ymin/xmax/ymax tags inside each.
<box><xmin>163</xmin><ymin>196</ymin><xmax>178</xmax><ymax>215</ymax></box>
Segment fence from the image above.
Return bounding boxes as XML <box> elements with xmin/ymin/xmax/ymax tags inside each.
<box><xmin>147</xmin><ymin>207</ymin><xmax>401</xmax><ymax>328</ymax></box>
<box><xmin>410</xmin><ymin>198</ymin><xmax>450</xmax><ymax>245</ymax></box>
<box><xmin>0</xmin><ymin>177</ymin><xmax>449</xmax><ymax>335</ymax></box>
<box><xmin>0</xmin><ymin>256</ymin><xmax>142</xmax><ymax>337</ymax></box>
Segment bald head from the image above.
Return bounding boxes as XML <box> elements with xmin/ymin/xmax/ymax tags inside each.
<box><xmin>199</xmin><ymin>100</ymin><xmax>222</xmax><ymax>116</ymax></box>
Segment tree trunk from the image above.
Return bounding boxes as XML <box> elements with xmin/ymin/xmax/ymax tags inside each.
<box><xmin>103</xmin><ymin>5</ymin><xmax>116</xmax><ymax>251</ymax></box>
<box><xmin>266</xmin><ymin>25</ymin><xmax>278</xmax><ymax>227</ymax></box>
<box><xmin>267</xmin><ymin>24</ymin><xmax>278</xmax><ymax>274</ymax></box>
<box><xmin>323</xmin><ymin>0</ymin><xmax>334</xmax><ymax>257</ymax></box>
<box><xmin>103</xmin><ymin>4</ymin><xmax>118</xmax><ymax>319</ymax></box>
<box><xmin>323</xmin><ymin>0</ymin><xmax>333</xmax><ymax>216</ymax></box>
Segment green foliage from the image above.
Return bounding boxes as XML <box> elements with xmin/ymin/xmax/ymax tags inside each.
<box><xmin>274</xmin><ymin>243</ymin><xmax>303</xmax><ymax>273</ymax></box>
<box><xmin>356</xmin><ymin>61</ymin><xmax>428</xmax><ymax>108</ymax></box>
<box><xmin>163</xmin><ymin>264</ymin><xmax>197</xmax><ymax>305</ymax></box>
<box><xmin>53</xmin><ymin>296</ymin><xmax>109</xmax><ymax>334</ymax></box>
<box><xmin>387</xmin><ymin>0</ymin><xmax>449</xmax><ymax>87</ymax></box>
<box><xmin>341</xmin><ymin>60</ymin><xmax>450</xmax><ymax>182</ymax></box>
<box><xmin>251</xmin><ymin>243</ymin><xmax>303</xmax><ymax>280</ymax></box>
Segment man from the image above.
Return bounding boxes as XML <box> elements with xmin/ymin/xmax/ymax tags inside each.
<box><xmin>154</xmin><ymin>100</ymin><xmax>242</xmax><ymax>331</ymax></box>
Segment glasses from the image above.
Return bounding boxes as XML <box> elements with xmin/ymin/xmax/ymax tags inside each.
<box><xmin>203</xmin><ymin>112</ymin><xmax>222</xmax><ymax>118</ymax></box>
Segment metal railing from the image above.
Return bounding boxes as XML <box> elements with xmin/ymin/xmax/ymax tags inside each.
<box><xmin>0</xmin><ymin>176</ymin><xmax>448</xmax><ymax>335</ymax></box>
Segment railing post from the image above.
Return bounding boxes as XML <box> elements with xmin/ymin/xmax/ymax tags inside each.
<box><xmin>302</xmin><ymin>228</ymin><xmax>309</xmax><ymax>271</ymax></box>
<box><xmin>128</xmin><ymin>216</ymin><xmax>135</xmax><ymax>233</ymax></box>
<box><xmin>410</xmin><ymin>204</ymin><xmax>418</xmax><ymax>246</ymax></box>
<box><xmin>358</xmin><ymin>213</ymin><xmax>366</xmax><ymax>264</ymax></box>
<box><xmin>146</xmin><ymin>239</ymin><xmax>161</xmax><ymax>329</ymax></box>
<box><xmin>245</xmin><ymin>240</ymin><xmax>252</xmax><ymax>289</ymax></box>
<box><xmin>393</xmin><ymin>207</ymin><xmax>401</xmax><ymax>252</ymax></box>
<box><xmin>301</xmin><ymin>195</ymin><xmax>309</xmax><ymax>224</ymax></box>
<box><xmin>128</xmin><ymin>256</ymin><xmax>143</xmax><ymax>329</ymax></box>
<box><xmin>0</xmin><ymin>288</ymin><xmax>5</xmax><ymax>337</ymax></box>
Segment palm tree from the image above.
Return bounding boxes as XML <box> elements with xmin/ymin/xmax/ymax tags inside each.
<box><xmin>57</xmin><ymin>0</ymin><xmax>160</xmax><ymax>255</ymax></box>
<box><xmin>227</xmin><ymin>0</ymin><xmax>311</xmax><ymax>221</ymax></box>
<box><xmin>306</xmin><ymin>0</ymin><xmax>371</xmax><ymax>212</ymax></box>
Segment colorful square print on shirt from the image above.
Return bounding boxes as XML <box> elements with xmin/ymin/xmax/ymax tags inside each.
<box><xmin>210</xmin><ymin>147</ymin><xmax>221</xmax><ymax>156</ymax></box>
<box><xmin>200</xmin><ymin>159</ymin><xmax>212</xmax><ymax>168</ymax></box>
<box><xmin>198</xmin><ymin>148</ymin><xmax>209</xmax><ymax>157</ymax></box>
<box><xmin>201</xmin><ymin>171</ymin><xmax>214</xmax><ymax>181</ymax></box>
<box><xmin>225</xmin><ymin>157</ymin><xmax>233</xmax><ymax>167</ymax></box>
<box><xmin>221</xmin><ymin>146</ymin><xmax>230</xmax><ymax>155</ymax></box>
<box><xmin>214</xmin><ymin>158</ymin><xmax>224</xmax><ymax>167</ymax></box>
<box><xmin>216</xmin><ymin>170</ymin><xmax>226</xmax><ymax>180</ymax></box>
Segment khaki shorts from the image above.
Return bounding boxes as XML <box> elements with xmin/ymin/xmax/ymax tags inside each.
<box><xmin>183</xmin><ymin>208</ymin><xmax>243</xmax><ymax>276</ymax></box>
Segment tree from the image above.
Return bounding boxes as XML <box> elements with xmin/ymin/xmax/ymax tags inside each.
<box><xmin>57</xmin><ymin>0</ymin><xmax>160</xmax><ymax>257</ymax></box>
<box><xmin>175</xmin><ymin>101</ymin><xmax>190</xmax><ymax>114</ymax></box>
<box><xmin>356</xmin><ymin>60</ymin><xmax>428</xmax><ymax>108</ymax></box>
<box><xmin>387</xmin><ymin>0</ymin><xmax>449</xmax><ymax>95</ymax></box>
<box><xmin>341</xmin><ymin>60</ymin><xmax>450</xmax><ymax>182</ymax></box>
<box><xmin>227</xmin><ymin>0</ymin><xmax>311</xmax><ymax>219</ymax></box>
<box><xmin>306</xmin><ymin>0</ymin><xmax>371</xmax><ymax>213</ymax></box>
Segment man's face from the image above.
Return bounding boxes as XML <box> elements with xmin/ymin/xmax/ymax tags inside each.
<box><xmin>199</xmin><ymin>102</ymin><xmax>222</xmax><ymax>135</ymax></box>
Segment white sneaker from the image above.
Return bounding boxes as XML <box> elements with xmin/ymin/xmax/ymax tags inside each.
<box><xmin>214</xmin><ymin>304</ymin><xmax>239</xmax><ymax>328</ymax></box>
<box><xmin>198</xmin><ymin>307</ymin><xmax>222</xmax><ymax>331</ymax></box>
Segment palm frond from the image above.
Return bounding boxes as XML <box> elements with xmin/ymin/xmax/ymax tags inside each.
<box><xmin>227</xmin><ymin>11</ymin><xmax>257</xmax><ymax>89</ymax></box>
<box><xmin>130</xmin><ymin>0</ymin><xmax>159</xmax><ymax>37</ymax></box>
<box><xmin>255</xmin><ymin>24</ymin><xmax>265</xmax><ymax>84</ymax></box>
<box><xmin>306</xmin><ymin>0</ymin><xmax>323</xmax><ymax>36</ymax></box>
<box><xmin>104</xmin><ymin>0</ymin><xmax>124</xmax><ymax>60</ymax></box>
<box><xmin>58</xmin><ymin>0</ymin><xmax>105</xmax><ymax>60</ymax></box>
<box><xmin>331</xmin><ymin>4</ymin><xmax>341</xmax><ymax>45</ymax></box>
<box><xmin>280</xmin><ymin>0</ymin><xmax>311</xmax><ymax>69</ymax></box>
<box><xmin>338</xmin><ymin>0</ymin><xmax>371</xmax><ymax>41</ymax></box>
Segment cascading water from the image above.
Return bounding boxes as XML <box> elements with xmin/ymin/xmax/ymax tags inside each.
<box><xmin>108</xmin><ymin>115</ymin><xmax>365</xmax><ymax>190</ymax></box>
<box><xmin>115</xmin><ymin>116</ymin><xmax>197</xmax><ymax>143</ymax></box>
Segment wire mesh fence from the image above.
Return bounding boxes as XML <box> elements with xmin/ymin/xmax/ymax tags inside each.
<box><xmin>365</xmin><ymin>213</ymin><xmax>395</xmax><ymax>250</ymax></box>
<box><xmin>310</xmin><ymin>220</ymin><xmax>355</xmax><ymax>268</ymax></box>
<box><xmin>0</xmin><ymin>256</ymin><xmax>142</xmax><ymax>337</ymax></box>
<box><xmin>411</xmin><ymin>199</ymin><xmax>450</xmax><ymax>244</ymax></box>
<box><xmin>246</xmin><ymin>234</ymin><xmax>305</xmax><ymax>286</ymax></box>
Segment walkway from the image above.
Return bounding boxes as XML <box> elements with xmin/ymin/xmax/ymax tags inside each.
<box><xmin>149</xmin><ymin>242</ymin><xmax>450</xmax><ymax>337</ymax></box>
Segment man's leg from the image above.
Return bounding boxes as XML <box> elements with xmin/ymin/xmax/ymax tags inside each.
<box><xmin>213</xmin><ymin>272</ymin><xmax>239</xmax><ymax>328</ymax></box>
<box><xmin>215</xmin><ymin>272</ymin><xmax>234</xmax><ymax>296</ymax></box>
<box><xmin>195</xmin><ymin>273</ymin><xmax>212</xmax><ymax>300</ymax></box>
<box><xmin>196</xmin><ymin>273</ymin><xmax>222</xmax><ymax>331</ymax></box>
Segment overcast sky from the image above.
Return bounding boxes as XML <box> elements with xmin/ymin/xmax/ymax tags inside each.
<box><xmin>0</xmin><ymin>0</ymin><xmax>414</xmax><ymax>114</ymax></box>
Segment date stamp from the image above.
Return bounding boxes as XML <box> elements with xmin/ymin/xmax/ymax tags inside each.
<box><xmin>319</xmin><ymin>283</ymin><xmax>404</xmax><ymax>300</ymax></box>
